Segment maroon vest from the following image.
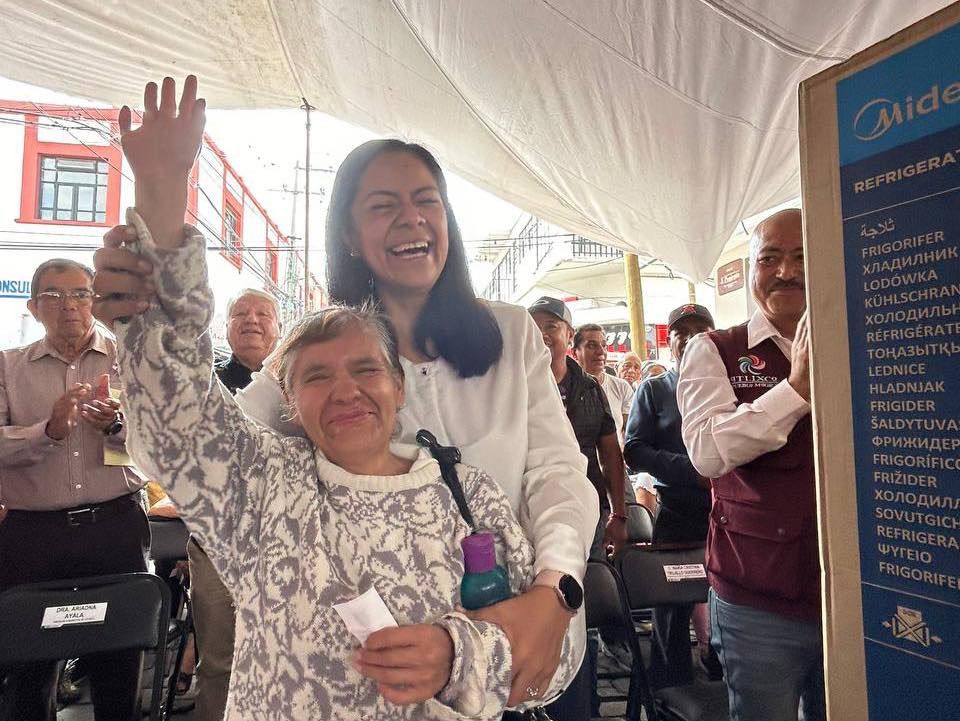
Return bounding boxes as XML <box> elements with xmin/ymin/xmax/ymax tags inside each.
<box><xmin>706</xmin><ymin>323</ymin><xmax>820</xmax><ymax>621</ymax></box>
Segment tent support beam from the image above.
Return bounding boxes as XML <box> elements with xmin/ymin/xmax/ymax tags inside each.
<box><xmin>624</xmin><ymin>253</ymin><xmax>647</xmax><ymax>360</ymax></box>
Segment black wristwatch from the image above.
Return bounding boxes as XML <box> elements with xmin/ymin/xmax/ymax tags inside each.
<box><xmin>103</xmin><ymin>412</ymin><xmax>124</xmax><ymax>437</ymax></box>
<box><xmin>535</xmin><ymin>572</ymin><xmax>584</xmax><ymax>614</ymax></box>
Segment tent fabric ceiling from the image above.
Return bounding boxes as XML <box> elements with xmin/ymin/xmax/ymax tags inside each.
<box><xmin>0</xmin><ymin>0</ymin><xmax>952</xmax><ymax>279</ymax></box>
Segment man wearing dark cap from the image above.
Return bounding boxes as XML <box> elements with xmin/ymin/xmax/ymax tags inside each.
<box><xmin>527</xmin><ymin>297</ymin><xmax>628</xmax><ymax>558</ymax></box>
<box><xmin>624</xmin><ymin>302</ymin><xmax>719</xmax><ymax>687</ymax></box>
<box><xmin>678</xmin><ymin>208</ymin><xmax>820</xmax><ymax>721</ymax></box>
<box><xmin>527</xmin><ymin>296</ymin><xmax>628</xmax><ymax>719</ymax></box>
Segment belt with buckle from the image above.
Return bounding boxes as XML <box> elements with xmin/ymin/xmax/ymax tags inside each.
<box><xmin>7</xmin><ymin>493</ymin><xmax>137</xmax><ymax>526</ymax></box>
<box><xmin>64</xmin><ymin>493</ymin><xmax>137</xmax><ymax>526</ymax></box>
<box><xmin>66</xmin><ymin>505</ymin><xmax>106</xmax><ymax>526</ymax></box>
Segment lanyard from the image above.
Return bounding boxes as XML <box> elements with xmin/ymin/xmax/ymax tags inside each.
<box><xmin>416</xmin><ymin>429</ymin><xmax>476</xmax><ymax>533</ymax></box>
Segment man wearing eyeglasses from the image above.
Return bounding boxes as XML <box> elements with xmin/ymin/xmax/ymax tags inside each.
<box><xmin>0</xmin><ymin>258</ymin><xmax>146</xmax><ymax>721</ymax></box>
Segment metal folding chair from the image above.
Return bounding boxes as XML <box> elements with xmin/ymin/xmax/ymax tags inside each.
<box><xmin>614</xmin><ymin>544</ymin><xmax>729</xmax><ymax>721</ymax></box>
<box><xmin>583</xmin><ymin>559</ymin><xmax>655</xmax><ymax>721</ymax></box>
<box><xmin>147</xmin><ymin>516</ymin><xmax>192</xmax><ymax>719</ymax></box>
<box><xmin>0</xmin><ymin>572</ymin><xmax>170</xmax><ymax>721</ymax></box>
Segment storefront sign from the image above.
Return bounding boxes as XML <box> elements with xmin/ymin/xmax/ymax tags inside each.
<box><xmin>717</xmin><ymin>258</ymin><xmax>745</xmax><ymax>295</ymax></box>
<box><xmin>0</xmin><ymin>279</ymin><xmax>30</xmax><ymax>299</ymax></box>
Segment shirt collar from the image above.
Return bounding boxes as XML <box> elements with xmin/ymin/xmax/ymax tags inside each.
<box><xmin>226</xmin><ymin>354</ymin><xmax>253</xmax><ymax>372</ymax></box>
<box><xmin>562</xmin><ymin>355</ymin><xmax>586</xmax><ymax>383</ymax></box>
<box><xmin>27</xmin><ymin>325</ymin><xmax>111</xmax><ymax>362</ymax></box>
<box><xmin>747</xmin><ymin>309</ymin><xmax>789</xmax><ymax>350</ymax></box>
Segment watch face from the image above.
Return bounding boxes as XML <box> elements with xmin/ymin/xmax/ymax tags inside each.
<box><xmin>559</xmin><ymin>574</ymin><xmax>584</xmax><ymax>610</ymax></box>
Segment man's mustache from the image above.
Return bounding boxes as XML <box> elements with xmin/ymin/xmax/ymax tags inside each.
<box><xmin>768</xmin><ymin>281</ymin><xmax>804</xmax><ymax>291</ymax></box>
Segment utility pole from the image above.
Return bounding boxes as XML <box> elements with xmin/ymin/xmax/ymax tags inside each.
<box><xmin>289</xmin><ymin>163</ymin><xmax>300</xmax><ymax>238</ymax></box>
<box><xmin>624</xmin><ymin>253</ymin><xmax>648</xmax><ymax>360</ymax></box>
<box><xmin>301</xmin><ymin>99</ymin><xmax>315</xmax><ymax>310</ymax></box>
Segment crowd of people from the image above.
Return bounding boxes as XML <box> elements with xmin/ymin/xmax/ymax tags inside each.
<box><xmin>0</xmin><ymin>75</ymin><xmax>819</xmax><ymax>721</ymax></box>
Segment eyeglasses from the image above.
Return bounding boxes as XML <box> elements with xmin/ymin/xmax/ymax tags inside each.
<box><xmin>36</xmin><ymin>289</ymin><xmax>95</xmax><ymax>304</ymax></box>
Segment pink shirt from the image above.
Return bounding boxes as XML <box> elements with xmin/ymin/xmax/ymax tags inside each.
<box><xmin>0</xmin><ymin>327</ymin><xmax>140</xmax><ymax>511</ymax></box>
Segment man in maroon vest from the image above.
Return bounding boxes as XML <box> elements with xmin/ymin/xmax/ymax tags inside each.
<box><xmin>678</xmin><ymin>208</ymin><xmax>823</xmax><ymax>721</ymax></box>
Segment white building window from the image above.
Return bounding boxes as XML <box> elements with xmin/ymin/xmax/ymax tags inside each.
<box><xmin>224</xmin><ymin>206</ymin><xmax>242</xmax><ymax>260</ymax></box>
<box><xmin>38</xmin><ymin>156</ymin><xmax>108</xmax><ymax>222</ymax></box>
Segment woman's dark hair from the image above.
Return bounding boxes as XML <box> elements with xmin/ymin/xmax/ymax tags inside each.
<box><xmin>325</xmin><ymin>139</ymin><xmax>503</xmax><ymax>378</ymax></box>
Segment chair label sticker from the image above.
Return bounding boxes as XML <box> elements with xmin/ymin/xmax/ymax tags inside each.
<box><xmin>662</xmin><ymin>564</ymin><xmax>707</xmax><ymax>582</ymax></box>
<box><xmin>41</xmin><ymin>602</ymin><xmax>108</xmax><ymax>629</ymax></box>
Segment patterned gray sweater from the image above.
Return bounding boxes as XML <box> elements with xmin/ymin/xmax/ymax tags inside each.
<box><xmin>115</xmin><ymin>218</ymin><xmax>582</xmax><ymax>721</ymax></box>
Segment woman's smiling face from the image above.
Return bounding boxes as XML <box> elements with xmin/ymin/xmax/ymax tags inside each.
<box><xmin>348</xmin><ymin>150</ymin><xmax>449</xmax><ymax>298</ymax></box>
<box><xmin>288</xmin><ymin>325</ymin><xmax>404</xmax><ymax>466</ymax></box>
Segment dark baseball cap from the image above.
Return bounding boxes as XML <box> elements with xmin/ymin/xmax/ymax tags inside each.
<box><xmin>527</xmin><ymin>296</ymin><xmax>573</xmax><ymax>326</ymax></box>
<box><xmin>667</xmin><ymin>303</ymin><xmax>715</xmax><ymax>331</ymax></box>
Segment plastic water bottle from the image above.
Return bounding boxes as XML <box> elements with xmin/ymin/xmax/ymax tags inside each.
<box><xmin>460</xmin><ymin>532</ymin><xmax>511</xmax><ymax>610</ymax></box>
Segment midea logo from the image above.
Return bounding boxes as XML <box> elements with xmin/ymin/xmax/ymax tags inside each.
<box><xmin>853</xmin><ymin>82</ymin><xmax>960</xmax><ymax>141</ymax></box>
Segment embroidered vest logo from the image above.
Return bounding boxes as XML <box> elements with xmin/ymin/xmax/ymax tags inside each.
<box><xmin>738</xmin><ymin>355</ymin><xmax>766</xmax><ymax>375</ymax></box>
<box><xmin>731</xmin><ymin>355</ymin><xmax>779</xmax><ymax>389</ymax></box>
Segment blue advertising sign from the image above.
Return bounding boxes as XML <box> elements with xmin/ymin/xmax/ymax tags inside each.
<box><xmin>837</xmin><ymin>23</ymin><xmax>960</xmax><ymax>165</ymax></box>
<box><xmin>837</xmin><ymin>21</ymin><xmax>960</xmax><ymax>721</ymax></box>
<box><xmin>0</xmin><ymin>279</ymin><xmax>31</xmax><ymax>299</ymax></box>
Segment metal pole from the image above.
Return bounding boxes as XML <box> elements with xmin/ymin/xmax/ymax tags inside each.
<box><xmin>289</xmin><ymin>162</ymin><xmax>300</xmax><ymax>240</ymax></box>
<box><xmin>301</xmin><ymin>99</ymin><xmax>315</xmax><ymax>310</ymax></box>
<box><xmin>624</xmin><ymin>253</ymin><xmax>647</xmax><ymax>360</ymax></box>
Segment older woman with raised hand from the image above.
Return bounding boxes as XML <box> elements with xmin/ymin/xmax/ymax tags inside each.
<box><xmin>95</xmin><ymin>76</ymin><xmax>598</xmax><ymax>718</ymax></box>
<box><xmin>110</xmin><ymin>77</ymin><xmax>580</xmax><ymax>721</ymax></box>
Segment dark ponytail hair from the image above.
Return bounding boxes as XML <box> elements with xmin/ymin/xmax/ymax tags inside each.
<box><xmin>325</xmin><ymin>139</ymin><xmax>503</xmax><ymax>378</ymax></box>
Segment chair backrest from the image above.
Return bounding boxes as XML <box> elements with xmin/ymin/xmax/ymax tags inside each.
<box><xmin>0</xmin><ymin>572</ymin><xmax>169</xmax><ymax>664</ymax></box>
<box><xmin>625</xmin><ymin>502</ymin><xmax>654</xmax><ymax>543</ymax></box>
<box><xmin>584</xmin><ymin>559</ymin><xmax>628</xmax><ymax>630</ymax></box>
<box><xmin>614</xmin><ymin>544</ymin><xmax>709</xmax><ymax>609</ymax></box>
<box><xmin>0</xmin><ymin>572</ymin><xmax>171</xmax><ymax>721</ymax></box>
<box><xmin>583</xmin><ymin>559</ymin><xmax>660</xmax><ymax>721</ymax></box>
<box><xmin>148</xmin><ymin>517</ymin><xmax>191</xmax><ymax>562</ymax></box>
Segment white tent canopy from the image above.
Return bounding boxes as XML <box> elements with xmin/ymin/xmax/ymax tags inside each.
<box><xmin>0</xmin><ymin>0</ymin><xmax>951</xmax><ymax>279</ymax></box>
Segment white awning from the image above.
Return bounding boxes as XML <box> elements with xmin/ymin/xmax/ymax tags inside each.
<box><xmin>0</xmin><ymin>0</ymin><xmax>951</xmax><ymax>278</ymax></box>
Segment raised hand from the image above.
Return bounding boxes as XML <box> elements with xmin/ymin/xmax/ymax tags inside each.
<box><xmin>120</xmin><ymin>75</ymin><xmax>205</xmax><ymax>183</ymax></box>
<box><xmin>121</xmin><ymin>75</ymin><xmax>206</xmax><ymax>249</ymax></box>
